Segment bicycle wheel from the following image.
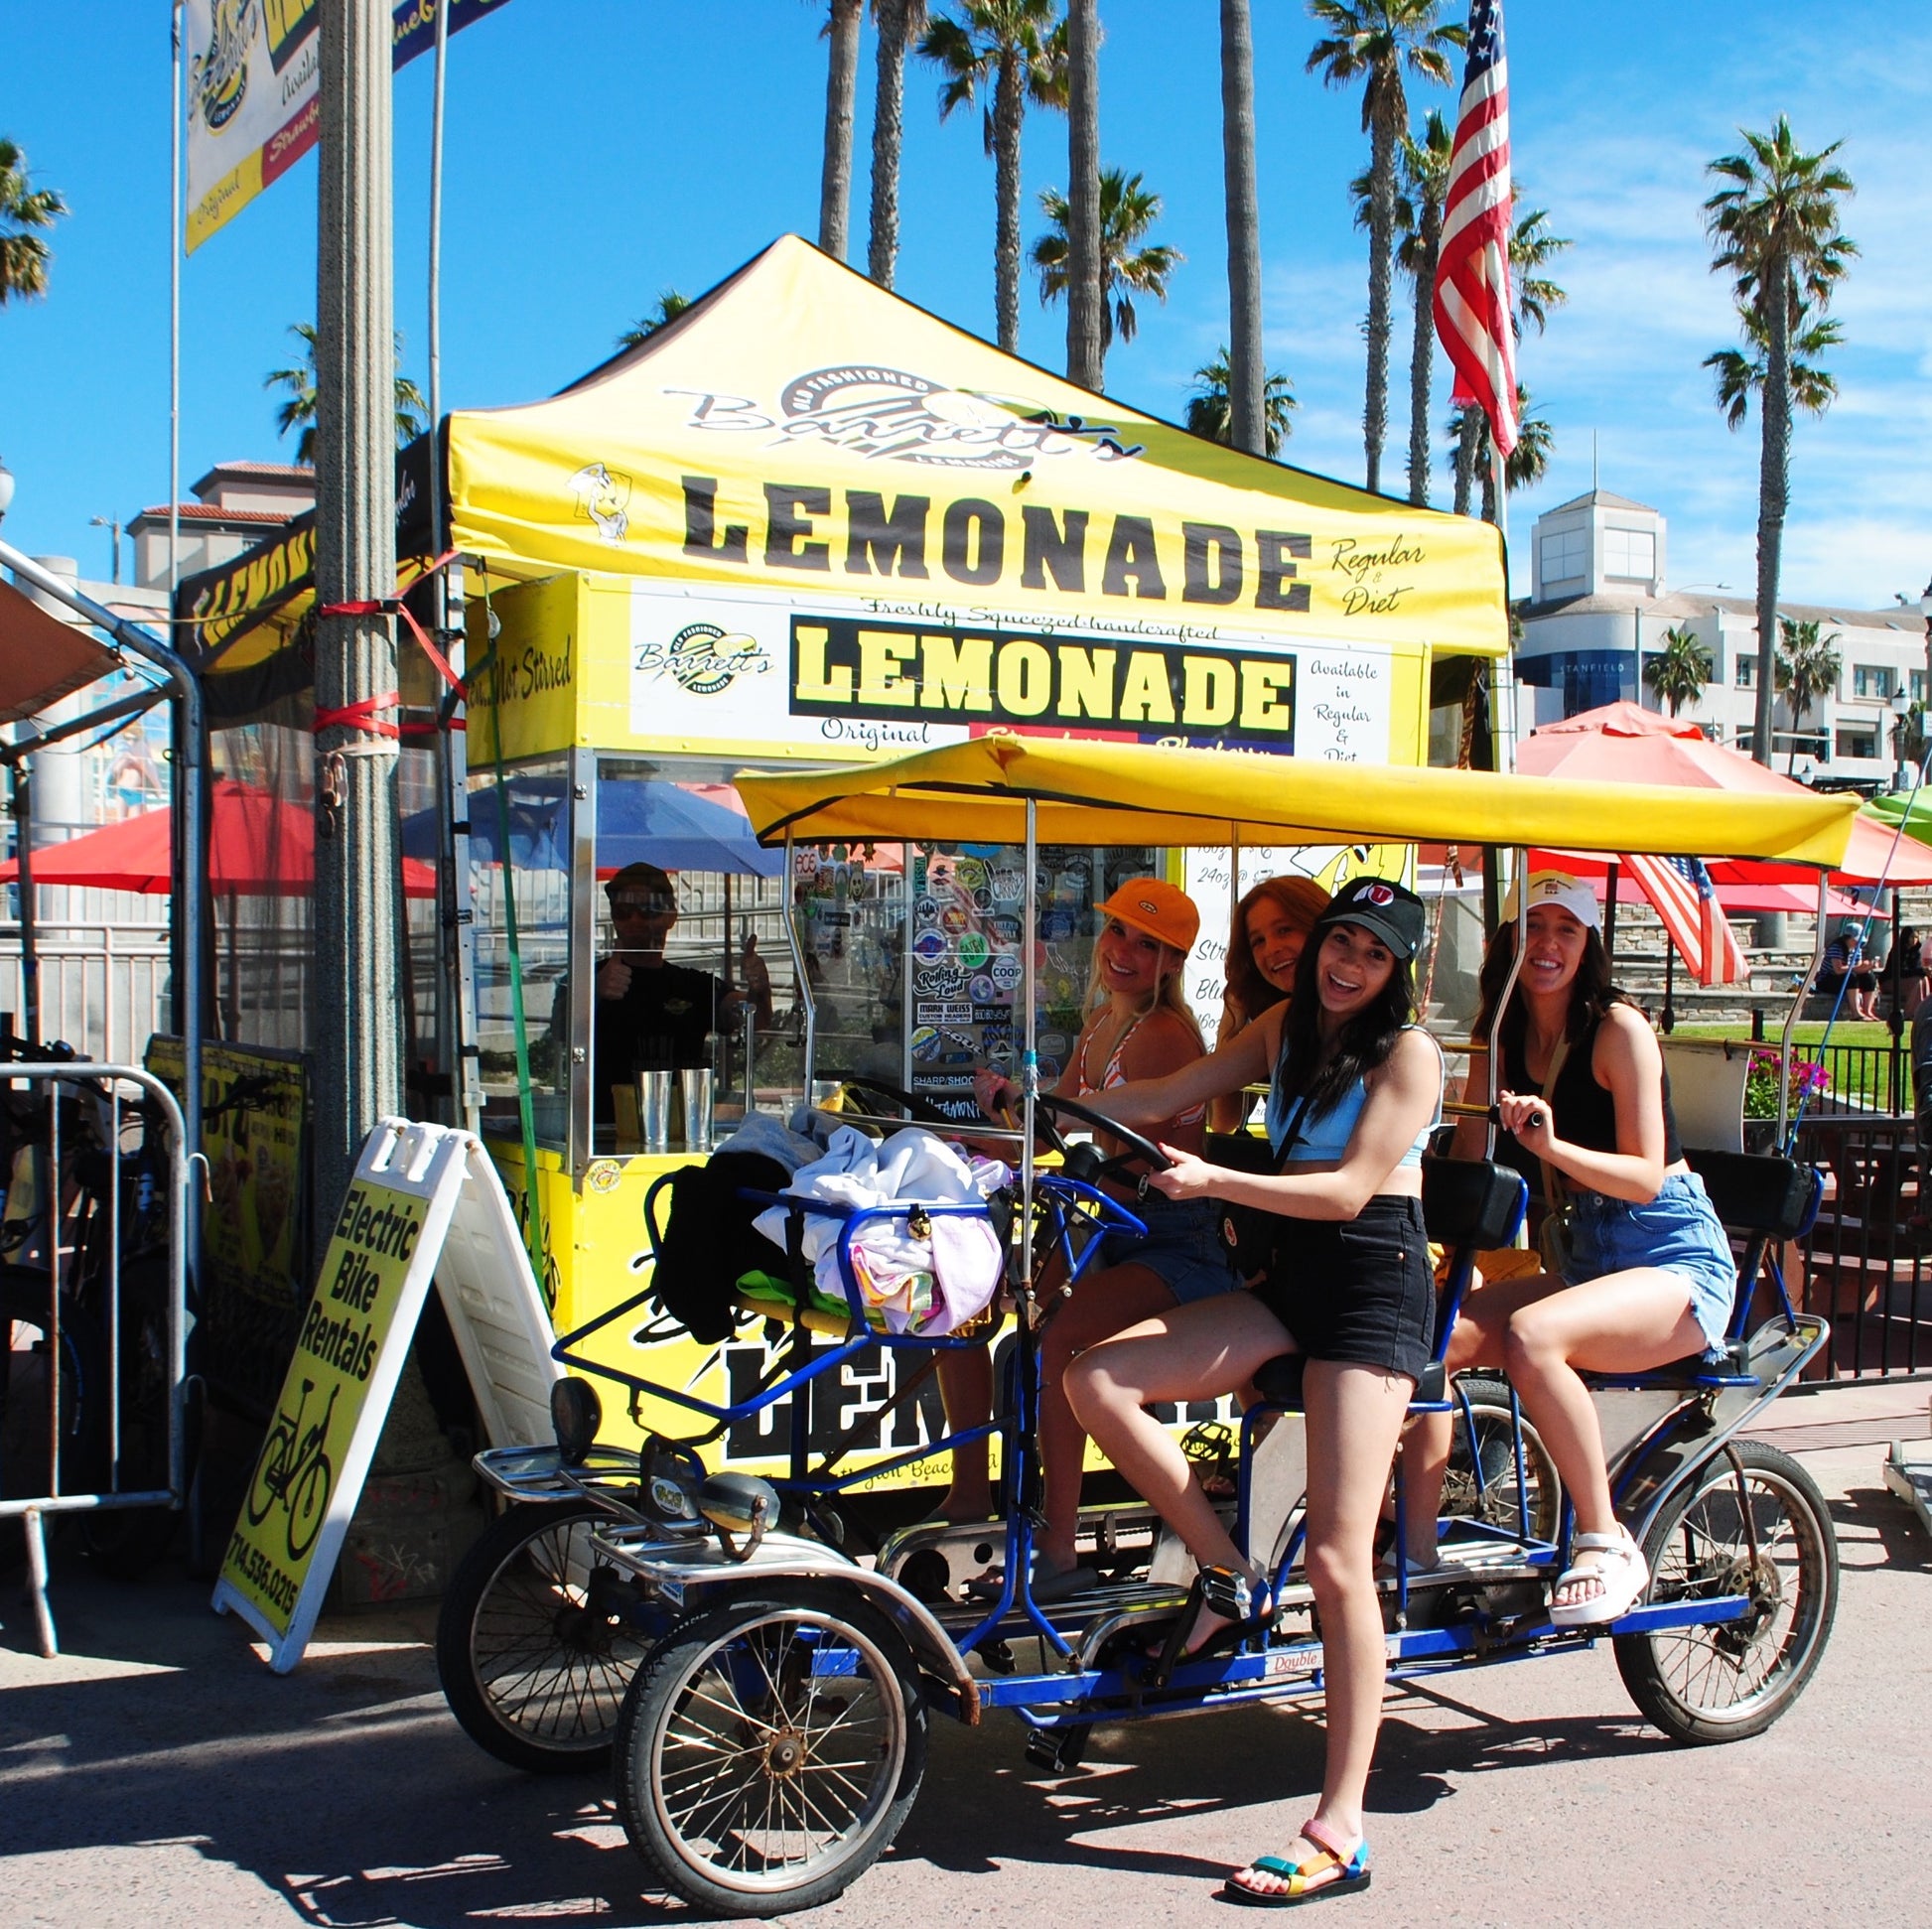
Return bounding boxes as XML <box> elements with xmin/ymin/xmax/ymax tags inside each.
<box><xmin>247</xmin><ymin>1425</ymin><xmax>294</xmax><ymax>1529</ymax></box>
<box><xmin>286</xmin><ymin>1451</ymin><xmax>333</xmax><ymax>1562</ymax></box>
<box><xmin>0</xmin><ymin>1273</ymin><xmax>107</xmax><ymax>1503</ymax></box>
<box><xmin>436</xmin><ymin>1499</ymin><xmax>654</xmax><ymax>1774</ymax></box>
<box><xmin>1442</xmin><ymin>1371</ymin><xmax>1561</xmax><ymax>1544</ymax></box>
<box><xmin>1615</xmin><ymin>1440</ymin><xmax>1839</xmax><ymax>1745</ymax></box>
<box><xmin>614</xmin><ymin>1584</ymin><xmax>926</xmax><ymax>1916</ymax></box>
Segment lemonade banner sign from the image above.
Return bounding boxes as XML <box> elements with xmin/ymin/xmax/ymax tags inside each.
<box><xmin>214</xmin><ymin>1117</ymin><xmax>558</xmax><ymax>1673</ymax></box>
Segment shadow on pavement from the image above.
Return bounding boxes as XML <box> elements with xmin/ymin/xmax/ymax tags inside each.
<box><xmin>1830</xmin><ymin>1484</ymin><xmax>1932</xmax><ymax>1572</ymax></box>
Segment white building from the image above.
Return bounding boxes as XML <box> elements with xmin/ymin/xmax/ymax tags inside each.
<box><xmin>1514</xmin><ymin>488</ymin><xmax>1930</xmax><ymax>789</ymax></box>
<box><xmin>126</xmin><ymin>460</ymin><xmax>315</xmax><ymax>590</ymax></box>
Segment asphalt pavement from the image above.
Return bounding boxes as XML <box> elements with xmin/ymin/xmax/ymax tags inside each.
<box><xmin>4</xmin><ymin>1385</ymin><xmax>1930</xmax><ymax>1929</ymax></box>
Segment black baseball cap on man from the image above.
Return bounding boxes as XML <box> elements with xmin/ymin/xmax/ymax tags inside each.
<box><xmin>606</xmin><ymin>862</ymin><xmax>677</xmax><ymax>913</ymax></box>
<box><xmin>1314</xmin><ymin>875</ymin><xmax>1427</xmax><ymax>961</ymax></box>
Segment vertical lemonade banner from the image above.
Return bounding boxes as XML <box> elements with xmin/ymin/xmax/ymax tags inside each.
<box><xmin>214</xmin><ymin>1118</ymin><xmax>469</xmax><ymax>1671</ymax></box>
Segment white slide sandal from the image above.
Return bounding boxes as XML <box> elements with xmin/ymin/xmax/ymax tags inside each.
<box><xmin>1548</xmin><ymin>1527</ymin><xmax>1649</xmax><ymax>1627</ymax></box>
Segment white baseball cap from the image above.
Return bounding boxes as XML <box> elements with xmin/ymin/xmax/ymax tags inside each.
<box><xmin>1506</xmin><ymin>869</ymin><xmax>1601</xmax><ymax>931</ymax></box>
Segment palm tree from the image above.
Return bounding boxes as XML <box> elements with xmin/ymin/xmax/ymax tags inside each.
<box><xmin>1063</xmin><ymin>0</ymin><xmax>1102</xmax><ymax>388</ymax></box>
<box><xmin>1187</xmin><ymin>348</ymin><xmax>1296</xmax><ymax>457</ymax></box>
<box><xmin>919</xmin><ymin>1</ymin><xmax>1068</xmax><ymax>355</ymax></box>
<box><xmin>1306</xmin><ymin>0</ymin><xmax>1463</xmax><ymax>495</ymax></box>
<box><xmin>266</xmin><ymin>324</ymin><xmax>428</xmax><ymax>466</ymax></box>
<box><xmin>1220</xmin><ymin>0</ymin><xmax>1265</xmax><ymax>456</ymax></box>
<box><xmin>1452</xmin><ymin>199</ymin><xmax>1570</xmax><ymax>514</ymax></box>
<box><xmin>1645</xmin><ymin>623</ymin><xmax>1714</xmax><ymax>719</ymax></box>
<box><xmin>1397</xmin><ymin>110</ymin><xmax>1451</xmax><ymax>506</ymax></box>
<box><xmin>1774</xmin><ymin>617</ymin><xmax>1842</xmax><ymax>774</ymax></box>
<box><xmin>0</xmin><ymin>138</ymin><xmax>68</xmax><ymax>305</ymax></box>
<box><xmin>617</xmin><ymin>290</ymin><xmax>692</xmax><ymax>348</ymax></box>
<box><xmin>1032</xmin><ymin>168</ymin><xmax>1179</xmax><ymax>379</ymax></box>
<box><xmin>1706</xmin><ymin>117</ymin><xmax>1857</xmax><ymax>767</ymax></box>
<box><xmin>869</xmin><ymin>0</ymin><xmax>929</xmax><ymax>288</ymax></box>
<box><xmin>819</xmin><ymin>0</ymin><xmax>866</xmax><ymax>261</ymax></box>
<box><xmin>1450</xmin><ymin>381</ymin><xmax>1551</xmax><ymax>524</ymax></box>
<box><xmin>1704</xmin><ymin>294</ymin><xmax>1841</xmax><ymax>428</ymax></box>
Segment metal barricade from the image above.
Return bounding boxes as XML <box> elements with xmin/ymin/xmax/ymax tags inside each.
<box><xmin>0</xmin><ymin>1062</ymin><xmax>191</xmax><ymax>1658</ymax></box>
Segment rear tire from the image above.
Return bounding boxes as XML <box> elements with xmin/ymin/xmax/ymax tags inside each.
<box><xmin>436</xmin><ymin>1498</ymin><xmax>653</xmax><ymax>1773</ymax></box>
<box><xmin>614</xmin><ymin>1584</ymin><xmax>926</xmax><ymax>1916</ymax></box>
<box><xmin>1614</xmin><ymin>1440</ymin><xmax>1838</xmax><ymax>1744</ymax></box>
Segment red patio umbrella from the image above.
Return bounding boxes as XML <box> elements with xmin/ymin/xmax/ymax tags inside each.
<box><xmin>0</xmin><ymin>778</ymin><xmax>438</xmax><ymax>896</ymax></box>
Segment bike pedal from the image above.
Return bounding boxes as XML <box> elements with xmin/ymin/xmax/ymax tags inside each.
<box><xmin>974</xmin><ymin>1636</ymin><xmax>1016</xmax><ymax>1675</ymax></box>
<box><xmin>1024</xmin><ymin>1722</ymin><xmax>1091</xmax><ymax>1775</ymax></box>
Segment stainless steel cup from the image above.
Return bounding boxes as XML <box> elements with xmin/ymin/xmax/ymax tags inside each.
<box><xmin>637</xmin><ymin>1070</ymin><xmax>674</xmax><ymax>1153</ymax></box>
<box><xmin>678</xmin><ymin>1068</ymin><xmax>715</xmax><ymax>1152</ymax></box>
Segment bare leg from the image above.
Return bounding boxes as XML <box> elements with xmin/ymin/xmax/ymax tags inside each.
<box><xmin>1229</xmin><ymin>1360</ymin><xmax>1414</xmax><ymax>1900</ymax></box>
<box><xmin>1402</xmin><ymin>1268</ymin><xmax>1558</xmax><ymax>1566</ymax></box>
<box><xmin>935</xmin><ymin>1347</ymin><xmax>993</xmax><ymax>1522</ymax></box>
<box><xmin>1035</xmin><ymin>1261</ymin><xmax>1177</xmax><ymax>1574</ymax></box>
<box><xmin>1502</xmin><ymin>1267</ymin><xmax>1703</xmax><ymax>1609</ymax></box>
<box><xmin>1066</xmin><ymin>1292</ymin><xmax>1300</xmax><ymax>1584</ymax></box>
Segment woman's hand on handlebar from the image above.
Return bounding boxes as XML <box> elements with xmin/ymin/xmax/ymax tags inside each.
<box><xmin>1495</xmin><ymin>1088</ymin><xmax>1556</xmax><ymax>1158</ymax></box>
<box><xmin>1143</xmin><ymin>1145</ymin><xmax>1219</xmax><ymax>1202</ymax></box>
<box><xmin>973</xmin><ymin>1067</ymin><xmax>1019</xmax><ymax>1121</ymax></box>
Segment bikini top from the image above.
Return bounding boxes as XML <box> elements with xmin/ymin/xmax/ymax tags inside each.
<box><xmin>1074</xmin><ymin>1009</ymin><xmax>1206</xmax><ymax>1127</ymax></box>
<box><xmin>1266</xmin><ymin>1025</ymin><xmax>1443</xmax><ymax>1170</ymax></box>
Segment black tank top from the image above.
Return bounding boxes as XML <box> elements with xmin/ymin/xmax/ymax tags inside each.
<box><xmin>1496</xmin><ymin>1007</ymin><xmax>1682</xmax><ymax>1200</ymax></box>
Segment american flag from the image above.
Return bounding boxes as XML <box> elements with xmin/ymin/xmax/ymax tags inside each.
<box><xmin>1433</xmin><ymin>0</ymin><xmax>1518</xmax><ymax>457</ymax></box>
<box><xmin>1622</xmin><ymin>854</ymin><xmax>1750</xmax><ymax>987</ymax></box>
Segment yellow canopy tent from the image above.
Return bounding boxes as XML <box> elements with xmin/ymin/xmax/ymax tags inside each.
<box><xmin>733</xmin><ymin>731</ymin><xmax>1860</xmax><ymax>866</ymax></box>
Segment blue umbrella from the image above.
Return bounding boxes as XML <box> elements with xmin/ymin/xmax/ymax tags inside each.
<box><xmin>401</xmin><ymin>778</ymin><xmax>781</xmax><ymax>877</ymax></box>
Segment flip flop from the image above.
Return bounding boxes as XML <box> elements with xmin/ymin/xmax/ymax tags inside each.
<box><xmin>1223</xmin><ymin>1818</ymin><xmax>1370</xmax><ymax>1907</ymax></box>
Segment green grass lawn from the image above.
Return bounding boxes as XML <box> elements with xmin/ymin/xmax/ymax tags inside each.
<box><xmin>1670</xmin><ymin>1020</ymin><xmax>1908</xmax><ymax>1108</ymax></box>
<box><xmin>1669</xmin><ymin>1021</ymin><xmax>1901</xmax><ymax>1049</ymax></box>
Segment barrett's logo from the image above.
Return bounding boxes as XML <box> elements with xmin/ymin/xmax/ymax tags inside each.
<box><xmin>673</xmin><ymin>365</ymin><xmax>1145</xmax><ymax>472</ymax></box>
<box><xmin>637</xmin><ymin>622</ymin><xmax>773</xmax><ymax>697</ymax></box>
<box><xmin>569</xmin><ymin>462</ymin><xmax>632</xmax><ymax>544</ymax></box>
<box><xmin>193</xmin><ymin>0</ymin><xmax>256</xmax><ymax>131</ymax></box>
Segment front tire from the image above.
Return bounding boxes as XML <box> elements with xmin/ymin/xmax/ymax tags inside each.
<box><xmin>436</xmin><ymin>1499</ymin><xmax>653</xmax><ymax>1774</ymax></box>
<box><xmin>1615</xmin><ymin>1440</ymin><xmax>1838</xmax><ymax>1744</ymax></box>
<box><xmin>614</xmin><ymin>1585</ymin><xmax>927</xmax><ymax>1916</ymax></box>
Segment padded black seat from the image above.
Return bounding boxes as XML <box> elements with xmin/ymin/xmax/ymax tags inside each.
<box><xmin>1684</xmin><ymin>1148</ymin><xmax>1821</xmax><ymax>1242</ymax></box>
<box><xmin>1421</xmin><ymin>1157</ymin><xmax>1531</xmax><ymax>1252</ymax></box>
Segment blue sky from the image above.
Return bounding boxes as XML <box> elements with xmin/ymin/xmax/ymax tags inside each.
<box><xmin>2</xmin><ymin>1</ymin><xmax>1927</xmax><ymax>611</ymax></box>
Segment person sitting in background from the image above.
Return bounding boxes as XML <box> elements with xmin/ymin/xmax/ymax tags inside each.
<box><xmin>1207</xmin><ymin>876</ymin><xmax>1331</xmax><ymax>1133</ymax></box>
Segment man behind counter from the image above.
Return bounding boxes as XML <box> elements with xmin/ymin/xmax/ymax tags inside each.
<box><xmin>579</xmin><ymin>862</ymin><xmax>773</xmax><ymax>1121</ymax></box>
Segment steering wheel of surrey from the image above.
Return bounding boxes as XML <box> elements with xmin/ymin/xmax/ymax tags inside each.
<box><xmin>820</xmin><ymin>1072</ymin><xmax>955</xmax><ymax>1128</ymax></box>
<box><xmin>1034</xmin><ymin>1091</ymin><xmax>1173</xmax><ymax>1177</ymax></box>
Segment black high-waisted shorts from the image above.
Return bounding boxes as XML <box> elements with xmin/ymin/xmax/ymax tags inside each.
<box><xmin>1251</xmin><ymin>1194</ymin><xmax>1434</xmax><ymax>1383</ymax></box>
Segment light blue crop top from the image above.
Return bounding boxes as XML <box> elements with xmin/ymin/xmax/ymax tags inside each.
<box><xmin>1266</xmin><ymin>1026</ymin><xmax>1444</xmax><ymax>1169</ymax></box>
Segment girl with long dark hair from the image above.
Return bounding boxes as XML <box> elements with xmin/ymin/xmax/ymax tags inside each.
<box><xmin>1063</xmin><ymin>877</ymin><xmax>1444</xmax><ymax>1905</ymax></box>
<box><xmin>1207</xmin><ymin>874</ymin><xmax>1331</xmax><ymax>1132</ymax></box>
<box><xmin>1407</xmin><ymin>871</ymin><xmax>1738</xmax><ymax>1623</ymax></box>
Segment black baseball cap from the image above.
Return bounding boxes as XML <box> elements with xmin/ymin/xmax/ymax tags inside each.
<box><xmin>606</xmin><ymin>862</ymin><xmax>677</xmax><ymax>911</ymax></box>
<box><xmin>1314</xmin><ymin>876</ymin><xmax>1427</xmax><ymax>961</ymax></box>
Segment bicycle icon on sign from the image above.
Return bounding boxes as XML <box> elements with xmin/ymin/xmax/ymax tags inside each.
<box><xmin>245</xmin><ymin>1378</ymin><xmax>340</xmax><ymax>1562</ymax></box>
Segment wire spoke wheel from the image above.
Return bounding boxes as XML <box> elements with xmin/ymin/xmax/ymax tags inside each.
<box><xmin>1616</xmin><ymin>1439</ymin><xmax>1839</xmax><ymax>1744</ymax></box>
<box><xmin>437</xmin><ymin>1499</ymin><xmax>652</xmax><ymax>1773</ymax></box>
<box><xmin>1443</xmin><ymin>1373</ymin><xmax>1561</xmax><ymax>1544</ymax></box>
<box><xmin>616</xmin><ymin>1587</ymin><xmax>925</xmax><ymax>1915</ymax></box>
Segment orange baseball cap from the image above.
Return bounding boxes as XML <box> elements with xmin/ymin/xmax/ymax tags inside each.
<box><xmin>1096</xmin><ymin>878</ymin><xmax>1200</xmax><ymax>953</ymax></box>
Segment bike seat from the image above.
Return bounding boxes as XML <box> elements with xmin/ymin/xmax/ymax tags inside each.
<box><xmin>1587</xmin><ymin>1335</ymin><xmax>1757</xmax><ymax>1390</ymax></box>
<box><xmin>1684</xmin><ymin>1149</ymin><xmax>1822</xmax><ymax>1243</ymax></box>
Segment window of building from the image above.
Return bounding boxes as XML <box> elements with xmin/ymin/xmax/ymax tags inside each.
<box><xmin>1836</xmin><ymin>728</ymin><xmax>1879</xmax><ymax>760</ymax></box>
<box><xmin>1734</xmin><ymin>656</ymin><xmax>1755</xmax><ymax>688</ymax></box>
<box><xmin>1602</xmin><ymin>527</ymin><xmax>1656</xmax><ymax>581</ymax></box>
<box><xmin>1913</xmin><ymin>669</ymin><xmax>1927</xmax><ymax>702</ymax></box>
<box><xmin>1852</xmin><ymin>663</ymin><xmax>1895</xmax><ymax>701</ymax></box>
<box><xmin>1539</xmin><ymin>526</ymin><xmax>1587</xmax><ymax>589</ymax></box>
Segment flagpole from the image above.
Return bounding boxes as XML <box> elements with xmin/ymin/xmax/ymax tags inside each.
<box><xmin>170</xmin><ymin>3</ymin><xmax>183</xmax><ymax>619</ymax></box>
<box><xmin>1491</xmin><ymin>436</ymin><xmax>1517</xmax><ymax>772</ymax></box>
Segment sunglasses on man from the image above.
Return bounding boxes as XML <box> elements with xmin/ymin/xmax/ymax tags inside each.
<box><xmin>612</xmin><ymin>895</ymin><xmax>677</xmax><ymax>916</ymax></box>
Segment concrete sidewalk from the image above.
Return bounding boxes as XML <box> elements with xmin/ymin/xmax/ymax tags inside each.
<box><xmin>5</xmin><ymin>1404</ymin><xmax>1930</xmax><ymax>1929</ymax></box>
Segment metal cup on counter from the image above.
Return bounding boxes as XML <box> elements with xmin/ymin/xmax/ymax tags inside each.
<box><xmin>678</xmin><ymin>1067</ymin><xmax>715</xmax><ymax>1152</ymax></box>
<box><xmin>636</xmin><ymin>1069</ymin><xmax>675</xmax><ymax>1154</ymax></box>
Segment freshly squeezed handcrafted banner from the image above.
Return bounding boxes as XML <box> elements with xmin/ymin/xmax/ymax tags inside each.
<box><xmin>789</xmin><ymin>615</ymin><xmax>1296</xmax><ymax>750</ymax></box>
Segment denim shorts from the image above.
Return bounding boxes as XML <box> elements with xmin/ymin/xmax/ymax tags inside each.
<box><xmin>1568</xmin><ymin>1171</ymin><xmax>1737</xmax><ymax>1350</ymax></box>
<box><xmin>1101</xmin><ymin>1192</ymin><xmax>1239</xmax><ymax>1305</ymax></box>
<box><xmin>1255</xmin><ymin>1195</ymin><xmax>1436</xmax><ymax>1381</ymax></box>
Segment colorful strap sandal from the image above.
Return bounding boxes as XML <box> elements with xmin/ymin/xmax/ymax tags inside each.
<box><xmin>1222</xmin><ymin>1817</ymin><xmax>1371</xmax><ymax>1907</ymax></box>
<box><xmin>1548</xmin><ymin>1526</ymin><xmax>1650</xmax><ymax>1627</ymax></box>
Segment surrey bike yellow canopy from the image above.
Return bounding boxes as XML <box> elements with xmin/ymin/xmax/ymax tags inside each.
<box><xmin>732</xmin><ymin>731</ymin><xmax>1860</xmax><ymax>866</ymax></box>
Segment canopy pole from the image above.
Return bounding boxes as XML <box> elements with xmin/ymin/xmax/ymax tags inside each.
<box><xmin>1781</xmin><ymin>876</ymin><xmax>1829</xmax><ymax>1146</ymax></box>
<box><xmin>1601</xmin><ymin>859</ymin><xmax>1619</xmax><ymax>964</ymax></box>
<box><xmin>10</xmin><ymin>764</ymin><xmax>38</xmax><ymax>1045</ymax></box>
<box><xmin>1479</xmin><ymin>848</ymin><xmax>1531</xmax><ymax>1162</ymax></box>
<box><xmin>1019</xmin><ymin>798</ymin><xmax>1037</xmax><ymax>1300</ymax></box>
<box><xmin>782</xmin><ymin>831</ymin><xmax>814</xmax><ymax>1098</ymax></box>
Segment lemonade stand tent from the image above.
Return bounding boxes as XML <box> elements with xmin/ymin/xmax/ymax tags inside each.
<box><xmin>177</xmin><ymin>234</ymin><xmax>1516</xmax><ymax>1470</ymax></box>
